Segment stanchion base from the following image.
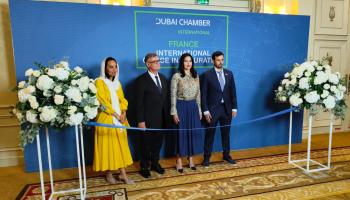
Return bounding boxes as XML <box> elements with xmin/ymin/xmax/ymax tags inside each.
<box><xmin>48</xmin><ymin>188</ymin><xmax>86</xmax><ymax>199</ymax></box>
<box><xmin>289</xmin><ymin>159</ymin><xmax>329</xmax><ymax>173</ymax></box>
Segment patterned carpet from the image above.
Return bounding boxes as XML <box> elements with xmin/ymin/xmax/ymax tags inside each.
<box><xmin>17</xmin><ymin>147</ymin><xmax>350</xmax><ymax>200</ymax></box>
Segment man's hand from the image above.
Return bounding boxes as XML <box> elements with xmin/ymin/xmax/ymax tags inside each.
<box><xmin>204</xmin><ymin>113</ymin><xmax>212</xmax><ymax>123</ymax></box>
<box><xmin>173</xmin><ymin>114</ymin><xmax>180</xmax><ymax>124</ymax></box>
<box><xmin>138</xmin><ymin>122</ymin><xmax>146</xmax><ymax>129</ymax></box>
<box><xmin>232</xmin><ymin>111</ymin><xmax>237</xmax><ymax>118</ymax></box>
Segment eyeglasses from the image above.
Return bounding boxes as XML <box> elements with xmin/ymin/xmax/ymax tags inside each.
<box><xmin>147</xmin><ymin>60</ymin><xmax>160</xmax><ymax>64</ymax></box>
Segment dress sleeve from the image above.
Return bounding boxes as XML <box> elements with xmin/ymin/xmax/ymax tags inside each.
<box><xmin>95</xmin><ymin>79</ymin><xmax>115</xmax><ymax>115</ymax></box>
<box><xmin>170</xmin><ymin>74</ymin><xmax>179</xmax><ymax>115</ymax></box>
<box><xmin>195</xmin><ymin>76</ymin><xmax>202</xmax><ymax>115</ymax></box>
<box><xmin>117</xmin><ymin>81</ymin><xmax>128</xmax><ymax>112</ymax></box>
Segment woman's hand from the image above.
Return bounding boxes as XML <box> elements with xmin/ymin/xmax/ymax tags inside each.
<box><xmin>113</xmin><ymin>112</ymin><xmax>120</xmax><ymax>121</ymax></box>
<box><xmin>173</xmin><ymin>114</ymin><xmax>180</xmax><ymax>124</ymax></box>
<box><xmin>120</xmin><ymin>111</ymin><xmax>126</xmax><ymax>123</ymax></box>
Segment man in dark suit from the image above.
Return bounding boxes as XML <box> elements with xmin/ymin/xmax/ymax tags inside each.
<box><xmin>136</xmin><ymin>53</ymin><xmax>169</xmax><ymax>178</ymax></box>
<box><xmin>201</xmin><ymin>51</ymin><xmax>238</xmax><ymax>166</ymax></box>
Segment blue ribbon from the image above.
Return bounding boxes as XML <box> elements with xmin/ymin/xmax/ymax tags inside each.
<box><xmin>86</xmin><ymin>107</ymin><xmax>300</xmax><ymax>131</ymax></box>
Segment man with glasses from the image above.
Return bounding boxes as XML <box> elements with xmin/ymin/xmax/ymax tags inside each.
<box><xmin>136</xmin><ymin>53</ymin><xmax>170</xmax><ymax>178</ymax></box>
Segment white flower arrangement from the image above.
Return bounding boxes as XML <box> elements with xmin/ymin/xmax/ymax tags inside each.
<box><xmin>275</xmin><ymin>56</ymin><xmax>347</xmax><ymax>118</ymax></box>
<box><xmin>13</xmin><ymin>60</ymin><xmax>99</xmax><ymax>147</ymax></box>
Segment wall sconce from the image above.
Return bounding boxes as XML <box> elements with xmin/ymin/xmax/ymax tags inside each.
<box><xmin>254</xmin><ymin>0</ymin><xmax>298</xmax><ymax>15</ymax></box>
<box><xmin>100</xmin><ymin>0</ymin><xmax>144</xmax><ymax>6</ymax></box>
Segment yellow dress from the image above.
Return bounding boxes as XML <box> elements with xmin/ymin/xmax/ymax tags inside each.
<box><xmin>93</xmin><ymin>79</ymin><xmax>133</xmax><ymax>171</ymax></box>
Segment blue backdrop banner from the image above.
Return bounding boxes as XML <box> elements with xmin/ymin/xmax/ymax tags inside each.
<box><xmin>9</xmin><ymin>0</ymin><xmax>308</xmax><ymax>172</ymax></box>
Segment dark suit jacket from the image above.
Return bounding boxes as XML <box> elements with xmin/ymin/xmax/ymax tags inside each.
<box><xmin>136</xmin><ymin>72</ymin><xmax>169</xmax><ymax>128</ymax></box>
<box><xmin>201</xmin><ymin>68</ymin><xmax>237</xmax><ymax>117</ymax></box>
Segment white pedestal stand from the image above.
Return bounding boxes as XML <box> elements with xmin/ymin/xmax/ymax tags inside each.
<box><xmin>288</xmin><ymin>110</ymin><xmax>334</xmax><ymax>173</ymax></box>
<box><xmin>36</xmin><ymin>125</ymin><xmax>87</xmax><ymax>199</ymax></box>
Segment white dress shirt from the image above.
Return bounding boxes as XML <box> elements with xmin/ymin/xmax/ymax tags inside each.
<box><xmin>148</xmin><ymin>71</ymin><xmax>162</xmax><ymax>88</ymax></box>
<box><xmin>203</xmin><ymin>67</ymin><xmax>237</xmax><ymax>116</ymax></box>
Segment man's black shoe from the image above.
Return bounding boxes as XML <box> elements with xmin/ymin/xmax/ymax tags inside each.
<box><xmin>150</xmin><ymin>163</ymin><xmax>165</xmax><ymax>174</ymax></box>
<box><xmin>140</xmin><ymin>168</ymin><xmax>151</xmax><ymax>178</ymax></box>
<box><xmin>202</xmin><ymin>157</ymin><xmax>210</xmax><ymax>167</ymax></box>
<box><xmin>223</xmin><ymin>156</ymin><xmax>236</xmax><ymax>164</ymax></box>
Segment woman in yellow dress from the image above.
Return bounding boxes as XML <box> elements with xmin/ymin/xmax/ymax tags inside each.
<box><xmin>93</xmin><ymin>57</ymin><xmax>134</xmax><ymax>184</ymax></box>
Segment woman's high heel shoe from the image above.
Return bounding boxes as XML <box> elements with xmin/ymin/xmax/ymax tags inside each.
<box><xmin>118</xmin><ymin>176</ymin><xmax>135</xmax><ymax>185</ymax></box>
<box><xmin>188</xmin><ymin>157</ymin><xmax>197</xmax><ymax>171</ymax></box>
<box><xmin>176</xmin><ymin>160</ymin><xmax>184</xmax><ymax>174</ymax></box>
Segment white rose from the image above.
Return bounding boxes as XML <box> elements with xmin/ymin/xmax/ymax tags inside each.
<box><xmin>39</xmin><ymin>106</ymin><xmax>57</xmax><ymax>122</ymax></box>
<box><xmin>28</xmin><ymin>96</ymin><xmax>39</xmax><ymax>109</ymax></box>
<box><xmin>43</xmin><ymin>90</ymin><xmax>52</xmax><ymax>97</ymax></box>
<box><xmin>338</xmin><ymin>85</ymin><xmax>346</xmax><ymax>92</ymax></box>
<box><xmin>335</xmin><ymin>90</ymin><xmax>344</xmax><ymax>100</ymax></box>
<box><xmin>74</xmin><ymin>66</ymin><xmax>83</xmax><ymax>73</ymax></box>
<box><xmin>68</xmin><ymin>106</ymin><xmax>77</xmax><ymax>115</ymax></box>
<box><xmin>304</xmin><ymin>71</ymin><xmax>311</xmax><ymax>77</ymax></box>
<box><xmin>284</xmin><ymin>72</ymin><xmax>289</xmax><ymax>78</ymax></box>
<box><xmin>59</xmin><ymin>61</ymin><xmax>69</xmax><ymax>69</ymax></box>
<box><xmin>292</xmin><ymin>66</ymin><xmax>305</xmax><ymax>78</ymax></box>
<box><xmin>87</xmin><ymin>109</ymin><xmax>98</xmax><ymax>119</ymax></box>
<box><xmin>55</xmin><ymin>68</ymin><xmax>70</xmax><ymax>80</ymax></box>
<box><xmin>18</xmin><ymin>89</ymin><xmax>30</xmax><ymax>103</ymax></box>
<box><xmin>54</xmin><ymin>95</ymin><xmax>64</xmax><ymax>105</ymax></box>
<box><xmin>289</xmin><ymin>95</ymin><xmax>303</xmax><ymax>106</ymax></box>
<box><xmin>32</xmin><ymin>70</ymin><xmax>41</xmax><ymax>77</ymax></box>
<box><xmin>13</xmin><ymin>109</ymin><xmax>23</xmax><ymax>121</ymax></box>
<box><xmin>71</xmin><ymin>80</ymin><xmax>78</xmax><ymax>85</ymax></box>
<box><xmin>298</xmin><ymin>77</ymin><xmax>309</xmax><ymax>89</ymax></box>
<box><xmin>323</xmin><ymin>96</ymin><xmax>336</xmax><ymax>109</ymax></box>
<box><xmin>94</xmin><ymin>98</ymin><xmax>100</xmax><ymax>106</ymax></box>
<box><xmin>330</xmin><ymin>85</ymin><xmax>337</xmax><ymax>92</ymax></box>
<box><xmin>278</xmin><ymin>86</ymin><xmax>283</xmax><ymax>92</ymax></box>
<box><xmin>328</xmin><ymin>74</ymin><xmax>339</xmax><ymax>84</ymax></box>
<box><xmin>323</xmin><ymin>84</ymin><xmax>330</xmax><ymax>90</ymax></box>
<box><xmin>25</xmin><ymin>68</ymin><xmax>34</xmax><ymax>76</ymax></box>
<box><xmin>66</xmin><ymin>112</ymin><xmax>84</xmax><ymax>125</ymax></box>
<box><xmin>55</xmin><ymin>61</ymin><xmax>69</xmax><ymax>69</ymax></box>
<box><xmin>47</xmin><ymin>69</ymin><xmax>57</xmax><ymax>77</ymax></box>
<box><xmin>18</xmin><ymin>81</ymin><xmax>26</xmax><ymax>89</ymax></box>
<box><xmin>78</xmin><ymin>77</ymin><xmax>90</xmax><ymax>92</ymax></box>
<box><xmin>26</xmin><ymin>110</ymin><xmax>38</xmax><ymax>124</ymax></box>
<box><xmin>321</xmin><ymin>90</ymin><xmax>329</xmax><ymax>99</ymax></box>
<box><xmin>306</xmin><ymin>65</ymin><xmax>315</xmax><ymax>73</ymax></box>
<box><xmin>304</xmin><ymin>91</ymin><xmax>320</xmax><ymax>104</ymax></box>
<box><xmin>314</xmin><ymin>71</ymin><xmax>328</xmax><ymax>85</ymax></box>
<box><xmin>65</xmin><ymin>87</ymin><xmax>82</xmax><ymax>103</ymax></box>
<box><xmin>89</xmin><ymin>83</ymin><xmax>97</xmax><ymax>93</ymax></box>
<box><xmin>54</xmin><ymin>85</ymin><xmax>62</xmax><ymax>93</ymax></box>
<box><xmin>281</xmin><ymin>79</ymin><xmax>288</xmax><ymax>85</ymax></box>
<box><xmin>280</xmin><ymin>96</ymin><xmax>287</xmax><ymax>102</ymax></box>
<box><xmin>290</xmin><ymin>78</ymin><xmax>297</xmax><ymax>85</ymax></box>
<box><xmin>36</xmin><ymin>75</ymin><xmax>54</xmax><ymax>90</ymax></box>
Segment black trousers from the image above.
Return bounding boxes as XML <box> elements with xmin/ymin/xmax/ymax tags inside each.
<box><xmin>204</xmin><ymin>104</ymin><xmax>232</xmax><ymax>158</ymax></box>
<box><xmin>140</xmin><ymin>126</ymin><xmax>164</xmax><ymax>169</ymax></box>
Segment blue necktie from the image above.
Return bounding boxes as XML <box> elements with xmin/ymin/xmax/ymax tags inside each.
<box><xmin>155</xmin><ymin>76</ymin><xmax>162</xmax><ymax>93</ymax></box>
<box><xmin>218</xmin><ymin>71</ymin><xmax>225</xmax><ymax>91</ymax></box>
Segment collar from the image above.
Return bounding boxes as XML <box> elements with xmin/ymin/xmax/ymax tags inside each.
<box><xmin>148</xmin><ymin>70</ymin><xmax>159</xmax><ymax>78</ymax></box>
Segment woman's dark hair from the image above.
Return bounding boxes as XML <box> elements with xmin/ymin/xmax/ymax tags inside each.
<box><xmin>105</xmin><ymin>57</ymin><xmax>117</xmax><ymax>81</ymax></box>
<box><xmin>178</xmin><ymin>53</ymin><xmax>197</xmax><ymax>78</ymax></box>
